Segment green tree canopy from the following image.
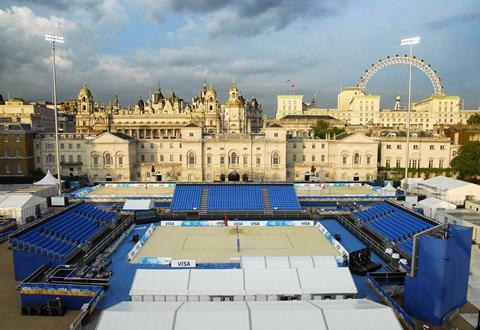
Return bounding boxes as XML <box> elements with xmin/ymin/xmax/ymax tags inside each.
<box><xmin>451</xmin><ymin>141</ymin><xmax>480</xmax><ymax>183</ymax></box>
<box><xmin>312</xmin><ymin>120</ymin><xmax>345</xmax><ymax>139</ymax></box>
<box><xmin>467</xmin><ymin>113</ymin><xmax>480</xmax><ymax>125</ymax></box>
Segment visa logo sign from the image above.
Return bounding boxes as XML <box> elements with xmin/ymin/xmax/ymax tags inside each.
<box><xmin>171</xmin><ymin>259</ymin><xmax>196</xmax><ymax>268</ymax></box>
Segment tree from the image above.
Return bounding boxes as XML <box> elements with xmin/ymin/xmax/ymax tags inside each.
<box><xmin>312</xmin><ymin>120</ymin><xmax>345</xmax><ymax>139</ymax></box>
<box><xmin>467</xmin><ymin>113</ymin><xmax>480</xmax><ymax>125</ymax></box>
<box><xmin>451</xmin><ymin>141</ymin><xmax>480</xmax><ymax>183</ymax></box>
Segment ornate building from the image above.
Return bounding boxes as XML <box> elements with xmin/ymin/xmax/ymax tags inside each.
<box><xmin>73</xmin><ymin>81</ymin><xmax>263</xmax><ymax>137</ymax></box>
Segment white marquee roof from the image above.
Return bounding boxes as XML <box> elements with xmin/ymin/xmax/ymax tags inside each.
<box><xmin>33</xmin><ymin>170</ymin><xmax>59</xmax><ymax>186</ymax></box>
<box><xmin>122</xmin><ymin>199</ymin><xmax>153</xmax><ymax>211</ymax></box>
<box><xmin>96</xmin><ymin>300</ymin><xmax>402</xmax><ymax>330</ymax></box>
<box><xmin>0</xmin><ymin>193</ymin><xmax>46</xmax><ymax>209</ymax></box>
<box><xmin>417</xmin><ymin>197</ymin><xmax>455</xmax><ymax>208</ymax></box>
<box><xmin>420</xmin><ymin>176</ymin><xmax>474</xmax><ymax>191</ymax></box>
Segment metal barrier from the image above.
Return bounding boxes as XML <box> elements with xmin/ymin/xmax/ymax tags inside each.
<box><xmin>366</xmin><ymin>273</ymin><xmax>415</xmax><ymax>329</ymax></box>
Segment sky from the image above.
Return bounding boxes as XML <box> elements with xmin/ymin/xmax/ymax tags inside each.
<box><xmin>0</xmin><ymin>0</ymin><xmax>479</xmax><ymax>115</ymax></box>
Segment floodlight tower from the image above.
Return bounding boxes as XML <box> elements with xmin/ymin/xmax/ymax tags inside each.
<box><xmin>45</xmin><ymin>34</ymin><xmax>64</xmax><ymax>196</ymax></box>
<box><xmin>400</xmin><ymin>36</ymin><xmax>420</xmax><ymax>192</ymax></box>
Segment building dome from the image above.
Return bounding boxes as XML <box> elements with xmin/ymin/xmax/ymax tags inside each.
<box><xmin>205</xmin><ymin>85</ymin><xmax>217</xmax><ymax>99</ymax></box>
<box><xmin>79</xmin><ymin>83</ymin><xmax>92</xmax><ymax>98</ymax></box>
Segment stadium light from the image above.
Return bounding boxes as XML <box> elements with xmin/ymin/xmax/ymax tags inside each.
<box><xmin>45</xmin><ymin>34</ymin><xmax>63</xmax><ymax>196</ymax></box>
<box><xmin>401</xmin><ymin>36</ymin><xmax>420</xmax><ymax>192</ymax></box>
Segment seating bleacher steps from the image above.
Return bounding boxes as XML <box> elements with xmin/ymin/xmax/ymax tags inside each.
<box><xmin>199</xmin><ymin>188</ymin><xmax>209</xmax><ymax>215</ymax></box>
<box><xmin>262</xmin><ymin>189</ymin><xmax>273</xmax><ymax>215</ymax></box>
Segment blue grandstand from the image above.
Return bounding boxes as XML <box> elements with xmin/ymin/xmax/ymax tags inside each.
<box><xmin>352</xmin><ymin>202</ymin><xmax>434</xmax><ymax>255</ymax></box>
<box><xmin>170</xmin><ymin>184</ymin><xmax>301</xmax><ymax>212</ymax></box>
<box><xmin>10</xmin><ymin>203</ymin><xmax>117</xmax><ymax>280</ymax></box>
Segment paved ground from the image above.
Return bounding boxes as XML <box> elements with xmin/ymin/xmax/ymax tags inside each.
<box><xmin>295</xmin><ymin>185</ymin><xmax>379</xmax><ymax>196</ymax></box>
<box><xmin>132</xmin><ymin>226</ymin><xmax>340</xmax><ymax>263</ymax></box>
<box><xmin>0</xmin><ymin>241</ymin><xmax>78</xmax><ymax>330</ymax></box>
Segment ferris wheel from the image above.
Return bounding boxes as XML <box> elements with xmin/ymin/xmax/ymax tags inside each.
<box><xmin>357</xmin><ymin>55</ymin><xmax>444</xmax><ymax>96</ymax></box>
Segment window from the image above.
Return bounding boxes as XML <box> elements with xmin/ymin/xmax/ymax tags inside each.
<box><xmin>428</xmin><ymin>159</ymin><xmax>434</xmax><ymax>169</ymax></box>
<box><xmin>292</xmin><ymin>154</ymin><xmax>296</xmax><ymax>161</ymax></box>
<box><xmin>150</xmin><ymin>143</ymin><xmax>154</xmax><ymax>149</ymax></box>
<box><xmin>321</xmin><ymin>144</ymin><xmax>325</xmax><ymax>149</ymax></box>
<box><xmin>77</xmin><ymin>155</ymin><xmax>81</xmax><ymax>163</ymax></box>
<box><xmin>367</xmin><ymin>156</ymin><xmax>371</xmax><ymax>165</ymax></box>
<box><xmin>69</xmin><ymin>155</ymin><xmax>73</xmax><ymax>163</ymax></box>
<box><xmin>15</xmin><ymin>136</ymin><xmax>20</xmax><ymax>143</ymax></box>
<box><xmin>396</xmin><ymin>159</ymin><xmax>401</xmax><ymax>168</ymax></box>
<box><xmin>16</xmin><ymin>149</ymin><xmax>21</xmax><ymax>157</ymax></box>
<box><xmin>256</xmin><ymin>157</ymin><xmax>261</xmax><ymax>165</ymax></box>
<box><xmin>187</xmin><ymin>152</ymin><xmax>196</xmax><ymax>165</ymax></box>
<box><xmin>311</xmin><ymin>144</ymin><xmax>316</xmax><ymax>149</ymax></box>
<box><xmin>4</xmin><ymin>149</ymin><xmax>8</xmax><ymax>157</ymax></box>
<box><xmin>170</xmin><ymin>155</ymin><xmax>173</xmax><ymax>161</ymax></box>
<box><xmin>439</xmin><ymin>159</ymin><xmax>444</xmax><ymax>169</ymax></box>
<box><xmin>302</xmin><ymin>155</ymin><xmax>306</xmax><ymax>161</ymax></box>
<box><xmin>17</xmin><ymin>165</ymin><xmax>22</xmax><ymax>174</ymax></box>
<box><xmin>3</xmin><ymin>135</ymin><xmax>8</xmax><ymax>143</ymax></box>
<box><xmin>429</xmin><ymin>145</ymin><xmax>435</xmax><ymax>150</ymax></box>
<box><xmin>77</xmin><ymin>143</ymin><xmax>81</xmax><ymax>149</ymax></box>
<box><xmin>397</xmin><ymin>145</ymin><xmax>402</xmax><ymax>150</ymax></box>
<box><xmin>440</xmin><ymin>145</ymin><xmax>445</xmax><ymax>150</ymax></box>
<box><xmin>386</xmin><ymin>160</ymin><xmax>391</xmax><ymax>168</ymax></box>
<box><xmin>220</xmin><ymin>156</ymin><xmax>225</xmax><ymax>165</ymax></box>
<box><xmin>141</xmin><ymin>155</ymin><xmax>145</xmax><ymax>162</ymax></box>
<box><xmin>353</xmin><ymin>153</ymin><xmax>360</xmax><ymax>165</ymax></box>
<box><xmin>311</xmin><ymin>155</ymin><xmax>316</xmax><ymax>162</ymax></box>
<box><xmin>150</xmin><ymin>154</ymin><xmax>154</xmax><ymax>162</ymax></box>
<box><xmin>92</xmin><ymin>155</ymin><xmax>98</xmax><ymax>168</ymax></box>
<box><xmin>293</xmin><ymin>144</ymin><xmax>296</xmax><ymax>149</ymax></box>
<box><xmin>342</xmin><ymin>156</ymin><xmax>347</xmax><ymax>165</ymax></box>
<box><xmin>104</xmin><ymin>153</ymin><xmax>112</xmax><ymax>166</ymax></box>
<box><xmin>274</xmin><ymin>133</ymin><xmax>278</xmax><ymax>137</ymax></box>
<box><xmin>413</xmin><ymin>145</ymin><xmax>419</xmax><ymax>150</ymax></box>
<box><xmin>141</xmin><ymin>143</ymin><xmax>144</xmax><ymax>149</ymax></box>
<box><xmin>207</xmin><ymin>156</ymin><xmax>211</xmax><ymax>165</ymax></box>
<box><xmin>321</xmin><ymin>155</ymin><xmax>325</xmax><ymax>162</ymax></box>
<box><xmin>229</xmin><ymin>152</ymin><xmax>238</xmax><ymax>164</ymax></box>
<box><xmin>169</xmin><ymin>143</ymin><xmax>173</xmax><ymax>148</ymax></box>
<box><xmin>160</xmin><ymin>155</ymin><xmax>164</xmax><ymax>162</ymax></box>
<box><xmin>189</xmin><ymin>132</ymin><xmax>194</xmax><ymax>137</ymax></box>
<box><xmin>272</xmin><ymin>152</ymin><xmax>280</xmax><ymax>165</ymax></box>
<box><xmin>386</xmin><ymin>144</ymin><xmax>392</xmax><ymax>149</ymax></box>
<box><xmin>68</xmin><ymin>143</ymin><xmax>72</xmax><ymax>149</ymax></box>
<box><xmin>60</xmin><ymin>143</ymin><xmax>64</xmax><ymax>149</ymax></box>
<box><xmin>5</xmin><ymin>164</ymin><xmax>10</xmax><ymax>174</ymax></box>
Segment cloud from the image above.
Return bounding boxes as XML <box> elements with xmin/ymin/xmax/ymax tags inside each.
<box><xmin>428</xmin><ymin>12</ymin><xmax>480</xmax><ymax>29</ymax></box>
<box><xmin>177</xmin><ymin>17</ymin><xmax>197</xmax><ymax>39</ymax></box>
<box><xmin>138</xmin><ymin>0</ymin><xmax>343</xmax><ymax>38</ymax></box>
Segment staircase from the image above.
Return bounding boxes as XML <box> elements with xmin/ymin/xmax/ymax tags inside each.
<box><xmin>199</xmin><ymin>188</ymin><xmax>209</xmax><ymax>215</ymax></box>
<box><xmin>262</xmin><ymin>189</ymin><xmax>273</xmax><ymax>215</ymax></box>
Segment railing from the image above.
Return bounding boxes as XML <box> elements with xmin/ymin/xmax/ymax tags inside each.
<box><xmin>366</xmin><ymin>273</ymin><xmax>415</xmax><ymax>330</ymax></box>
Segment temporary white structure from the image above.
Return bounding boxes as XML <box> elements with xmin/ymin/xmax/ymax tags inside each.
<box><xmin>241</xmin><ymin>256</ymin><xmax>338</xmax><ymax>269</ymax></box>
<box><xmin>129</xmin><ymin>268</ymin><xmax>357</xmax><ymax>302</ymax></box>
<box><xmin>416</xmin><ymin>176</ymin><xmax>480</xmax><ymax>205</ymax></box>
<box><xmin>96</xmin><ymin>300</ymin><xmax>403</xmax><ymax>330</ymax></box>
<box><xmin>379</xmin><ymin>183</ymin><xmax>396</xmax><ymax>197</ymax></box>
<box><xmin>33</xmin><ymin>170</ymin><xmax>59</xmax><ymax>186</ymax></box>
<box><xmin>122</xmin><ymin>199</ymin><xmax>154</xmax><ymax>211</ymax></box>
<box><xmin>417</xmin><ymin>197</ymin><xmax>456</xmax><ymax>218</ymax></box>
<box><xmin>0</xmin><ymin>193</ymin><xmax>47</xmax><ymax>225</ymax></box>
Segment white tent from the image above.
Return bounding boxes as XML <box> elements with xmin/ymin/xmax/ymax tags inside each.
<box><xmin>417</xmin><ymin>197</ymin><xmax>456</xmax><ymax>218</ymax></box>
<box><xmin>96</xmin><ymin>300</ymin><xmax>402</xmax><ymax>330</ymax></box>
<box><xmin>129</xmin><ymin>268</ymin><xmax>357</xmax><ymax>302</ymax></box>
<box><xmin>379</xmin><ymin>183</ymin><xmax>396</xmax><ymax>197</ymax></box>
<box><xmin>0</xmin><ymin>193</ymin><xmax>47</xmax><ymax>225</ymax></box>
<box><xmin>123</xmin><ymin>199</ymin><xmax>153</xmax><ymax>211</ymax></box>
<box><xmin>241</xmin><ymin>256</ymin><xmax>338</xmax><ymax>269</ymax></box>
<box><xmin>33</xmin><ymin>170</ymin><xmax>59</xmax><ymax>186</ymax></box>
<box><xmin>417</xmin><ymin>176</ymin><xmax>480</xmax><ymax>205</ymax></box>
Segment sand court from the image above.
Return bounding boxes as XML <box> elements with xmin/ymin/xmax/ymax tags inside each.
<box><xmin>131</xmin><ymin>226</ymin><xmax>340</xmax><ymax>263</ymax></box>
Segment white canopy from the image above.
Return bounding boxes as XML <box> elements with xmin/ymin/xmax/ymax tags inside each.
<box><xmin>379</xmin><ymin>183</ymin><xmax>396</xmax><ymax>197</ymax></box>
<box><xmin>33</xmin><ymin>170</ymin><xmax>59</xmax><ymax>186</ymax></box>
<box><xmin>123</xmin><ymin>199</ymin><xmax>154</xmax><ymax>211</ymax></box>
<box><xmin>97</xmin><ymin>300</ymin><xmax>402</xmax><ymax>330</ymax></box>
<box><xmin>241</xmin><ymin>256</ymin><xmax>338</xmax><ymax>269</ymax></box>
<box><xmin>0</xmin><ymin>193</ymin><xmax>47</xmax><ymax>225</ymax></box>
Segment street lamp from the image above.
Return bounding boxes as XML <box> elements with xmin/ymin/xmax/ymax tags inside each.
<box><xmin>45</xmin><ymin>34</ymin><xmax>64</xmax><ymax>196</ymax></box>
<box><xmin>400</xmin><ymin>36</ymin><xmax>420</xmax><ymax>193</ymax></box>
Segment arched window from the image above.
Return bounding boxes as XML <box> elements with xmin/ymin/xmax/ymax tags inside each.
<box><xmin>229</xmin><ymin>152</ymin><xmax>238</xmax><ymax>164</ymax></box>
<box><xmin>92</xmin><ymin>154</ymin><xmax>99</xmax><ymax>168</ymax></box>
<box><xmin>272</xmin><ymin>152</ymin><xmax>280</xmax><ymax>165</ymax></box>
<box><xmin>47</xmin><ymin>154</ymin><xmax>53</xmax><ymax>163</ymax></box>
<box><xmin>104</xmin><ymin>153</ymin><xmax>112</xmax><ymax>166</ymax></box>
<box><xmin>353</xmin><ymin>153</ymin><xmax>360</xmax><ymax>165</ymax></box>
<box><xmin>187</xmin><ymin>152</ymin><xmax>195</xmax><ymax>165</ymax></box>
<box><xmin>117</xmin><ymin>154</ymin><xmax>124</xmax><ymax>167</ymax></box>
<box><xmin>209</xmin><ymin>105</ymin><xmax>213</xmax><ymax>111</ymax></box>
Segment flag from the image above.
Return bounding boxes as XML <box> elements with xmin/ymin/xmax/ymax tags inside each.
<box><xmin>286</xmin><ymin>79</ymin><xmax>291</xmax><ymax>83</ymax></box>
